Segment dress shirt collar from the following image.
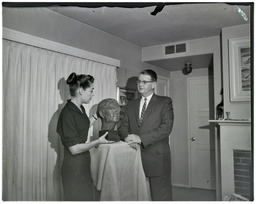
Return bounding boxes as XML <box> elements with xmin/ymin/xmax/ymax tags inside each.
<box><xmin>141</xmin><ymin>93</ymin><xmax>153</xmax><ymax>103</ymax></box>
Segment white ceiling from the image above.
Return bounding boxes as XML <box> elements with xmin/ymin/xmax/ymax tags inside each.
<box><xmin>47</xmin><ymin>3</ymin><xmax>251</xmax><ymax>71</ymax></box>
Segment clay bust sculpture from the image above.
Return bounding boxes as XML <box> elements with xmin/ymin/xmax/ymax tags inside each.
<box><xmin>97</xmin><ymin>98</ymin><xmax>121</xmax><ymax>142</ymax></box>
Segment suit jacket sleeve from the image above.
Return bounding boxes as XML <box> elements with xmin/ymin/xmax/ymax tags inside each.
<box><xmin>140</xmin><ymin>97</ymin><xmax>174</xmax><ymax>148</ymax></box>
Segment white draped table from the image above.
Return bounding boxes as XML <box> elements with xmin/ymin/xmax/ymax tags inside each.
<box><xmin>90</xmin><ymin>141</ymin><xmax>151</xmax><ymax>201</ymax></box>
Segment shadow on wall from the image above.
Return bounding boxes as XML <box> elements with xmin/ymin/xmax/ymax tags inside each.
<box><xmin>119</xmin><ymin>76</ymin><xmax>140</xmax><ymax>123</ymax></box>
<box><xmin>47</xmin><ymin>77</ymin><xmax>69</xmax><ymax>201</ymax></box>
<box><xmin>125</xmin><ymin>76</ymin><xmax>138</xmax><ymax>91</ymax></box>
<box><xmin>90</xmin><ymin>104</ymin><xmax>101</xmax><ymax>141</ymax></box>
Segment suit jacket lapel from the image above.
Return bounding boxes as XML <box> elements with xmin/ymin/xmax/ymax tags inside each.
<box><xmin>133</xmin><ymin>98</ymin><xmax>141</xmax><ymax>125</ymax></box>
<box><xmin>142</xmin><ymin>94</ymin><xmax>157</xmax><ymax>124</ymax></box>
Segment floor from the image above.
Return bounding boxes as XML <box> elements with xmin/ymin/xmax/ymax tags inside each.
<box><xmin>172</xmin><ymin>186</ymin><xmax>216</xmax><ymax>201</ymax></box>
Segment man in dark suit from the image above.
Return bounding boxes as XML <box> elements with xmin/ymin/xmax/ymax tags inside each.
<box><xmin>118</xmin><ymin>69</ymin><xmax>174</xmax><ymax>201</ymax></box>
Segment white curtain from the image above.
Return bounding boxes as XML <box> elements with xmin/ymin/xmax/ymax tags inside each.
<box><xmin>2</xmin><ymin>39</ymin><xmax>117</xmax><ymax>201</ymax></box>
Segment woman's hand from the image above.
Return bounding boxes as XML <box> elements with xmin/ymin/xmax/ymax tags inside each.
<box><xmin>98</xmin><ymin>132</ymin><xmax>115</xmax><ymax>144</ymax></box>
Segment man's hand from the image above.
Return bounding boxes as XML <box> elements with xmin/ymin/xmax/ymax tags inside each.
<box><xmin>127</xmin><ymin>141</ymin><xmax>141</xmax><ymax>150</ymax></box>
<box><xmin>125</xmin><ymin>134</ymin><xmax>141</xmax><ymax>149</ymax></box>
<box><xmin>125</xmin><ymin>134</ymin><xmax>141</xmax><ymax>143</ymax></box>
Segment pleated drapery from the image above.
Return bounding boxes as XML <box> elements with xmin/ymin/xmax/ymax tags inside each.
<box><xmin>2</xmin><ymin>39</ymin><xmax>117</xmax><ymax>201</ymax></box>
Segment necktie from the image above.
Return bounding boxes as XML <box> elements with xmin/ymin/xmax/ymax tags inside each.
<box><xmin>139</xmin><ymin>98</ymin><xmax>147</xmax><ymax>126</ymax></box>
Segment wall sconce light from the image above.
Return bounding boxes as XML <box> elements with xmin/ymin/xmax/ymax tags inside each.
<box><xmin>182</xmin><ymin>62</ymin><xmax>192</xmax><ymax>75</ymax></box>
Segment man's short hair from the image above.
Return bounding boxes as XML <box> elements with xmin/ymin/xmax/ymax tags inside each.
<box><xmin>140</xmin><ymin>69</ymin><xmax>157</xmax><ymax>82</ymax></box>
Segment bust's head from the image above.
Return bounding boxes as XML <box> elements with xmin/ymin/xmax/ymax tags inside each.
<box><xmin>97</xmin><ymin>98</ymin><xmax>121</xmax><ymax>130</ymax></box>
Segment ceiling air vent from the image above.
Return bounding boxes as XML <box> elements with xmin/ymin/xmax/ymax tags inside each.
<box><xmin>165</xmin><ymin>45</ymin><xmax>175</xmax><ymax>55</ymax></box>
<box><xmin>165</xmin><ymin>43</ymin><xmax>186</xmax><ymax>55</ymax></box>
<box><xmin>176</xmin><ymin>43</ymin><xmax>186</xmax><ymax>53</ymax></box>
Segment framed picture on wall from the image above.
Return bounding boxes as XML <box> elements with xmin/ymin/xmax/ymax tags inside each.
<box><xmin>117</xmin><ymin>87</ymin><xmax>139</xmax><ymax>106</ymax></box>
<box><xmin>229</xmin><ymin>36</ymin><xmax>251</xmax><ymax>101</ymax></box>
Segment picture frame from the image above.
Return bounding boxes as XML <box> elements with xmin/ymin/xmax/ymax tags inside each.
<box><xmin>117</xmin><ymin>87</ymin><xmax>139</xmax><ymax>106</ymax></box>
<box><xmin>229</xmin><ymin>36</ymin><xmax>251</xmax><ymax>102</ymax></box>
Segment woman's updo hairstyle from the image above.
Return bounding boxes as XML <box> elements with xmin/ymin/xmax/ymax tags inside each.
<box><xmin>66</xmin><ymin>72</ymin><xmax>94</xmax><ymax>97</ymax></box>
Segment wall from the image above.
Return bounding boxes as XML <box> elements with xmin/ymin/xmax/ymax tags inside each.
<box><xmin>142</xmin><ymin>36</ymin><xmax>222</xmax><ymax>113</ymax></box>
<box><xmin>170</xmin><ymin>68</ymin><xmax>209</xmax><ymax>186</ymax></box>
<box><xmin>218</xmin><ymin>23</ymin><xmax>251</xmax><ymax>201</ymax></box>
<box><xmin>2</xmin><ymin>7</ymin><xmax>170</xmax><ymax>90</ymax></box>
<box><xmin>221</xmin><ymin>24</ymin><xmax>251</xmax><ymax>119</ymax></box>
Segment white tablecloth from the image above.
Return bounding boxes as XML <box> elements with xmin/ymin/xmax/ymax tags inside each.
<box><xmin>90</xmin><ymin>141</ymin><xmax>150</xmax><ymax>201</ymax></box>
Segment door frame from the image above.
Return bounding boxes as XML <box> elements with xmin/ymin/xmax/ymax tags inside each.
<box><xmin>156</xmin><ymin>75</ymin><xmax>170</xmax><ymax>97</ymax></box>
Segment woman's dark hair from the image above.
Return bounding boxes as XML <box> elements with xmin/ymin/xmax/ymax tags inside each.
<box><xmin>140</xmin><ymin>69</ymin><xmax>157</xmax><ymax>81</ymax></box>
<box><xmin>66</xmin><ymin>72</ymin><xmax>94</xmax><ymax>97</ymax></box>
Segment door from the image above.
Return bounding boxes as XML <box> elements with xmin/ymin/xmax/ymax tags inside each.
<box><xmin>188</xmin><ymin>77</ymin><xmax>215</xmax><ymax>190</ymax></box>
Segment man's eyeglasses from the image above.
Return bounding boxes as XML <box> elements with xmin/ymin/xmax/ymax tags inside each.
<box><xmin>136</xmin><ymin>80</ymin><xmax>155</xmax><ymax>85</ymax></box>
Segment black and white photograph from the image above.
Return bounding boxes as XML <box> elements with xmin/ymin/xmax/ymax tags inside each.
<box><xmin>2</xmin><ymin>1</ymin><xmax>253</xmax><ymax>202</ymax></box>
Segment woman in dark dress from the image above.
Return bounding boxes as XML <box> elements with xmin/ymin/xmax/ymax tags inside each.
<box><xmin>57</xmin><ymin>72</ymin><xmax>114</xmax><ymax>201</ymax></box>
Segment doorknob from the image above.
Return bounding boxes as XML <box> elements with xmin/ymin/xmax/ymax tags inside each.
<box><xmin>191</xmin><ymin>137</ymin><xmax>196</xmax><ymax>141</ymax></box>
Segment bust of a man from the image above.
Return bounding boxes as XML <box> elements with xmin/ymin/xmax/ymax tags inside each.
<box><xmin>97</xmin><ymin>98</ymin><xmax>121</xmax><ymax>141</ymax></box>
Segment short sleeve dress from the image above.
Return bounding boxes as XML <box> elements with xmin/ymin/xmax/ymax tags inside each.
<box><xmin>57</xmin><ymin>100</ymin><xmax>93</xmax><ymax>201</ymax></box>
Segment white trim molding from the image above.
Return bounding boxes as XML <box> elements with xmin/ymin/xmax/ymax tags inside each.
<box><xmin>3</xmin><ymin>27</ymin><xmax>120</xmax><ymax>67</ymax></box>
<box><xmin>229</xmin><ymin>36</ymin><xmax>250</xmax><ymax>102</ymax></box>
